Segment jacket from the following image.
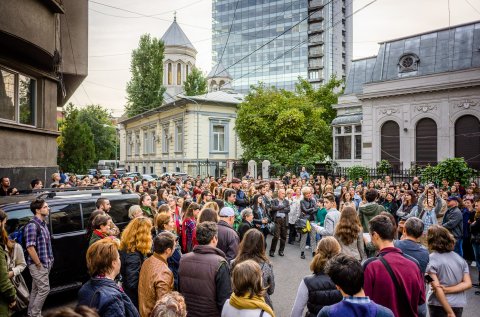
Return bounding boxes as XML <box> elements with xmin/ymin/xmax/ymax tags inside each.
<box><xmin>270</xmin><ymin>198</ymin><xmax>290</xmax><ymax>219</ymax></box>
<box><xmin>221</xmin><ymin>299</ymin><xmax>273</xmax><ymax>317</ymax></box>
<box><xmin>217</xmin><ymin>220</ymin><xmax>239</xmax><ymax>262</ymax></box>
<box><xmin>235</xmin><ymin>189</ymin><xmax>249</xmax><ymax>212</ymax></box>
<box><xmin>78</xmin><ymin>277</ymin><xmax>139</xmax><ymax>317</ymax></box>
<box><xmin>442</xmin><ymin>207</ymin><xmax>463</xmax><ymax>240</ymax></box>
<box><xmin>317</xmin><ymin>209</ymin><xmax>341</xmax><ymax>237</ymax></box>
<box><xmin>335</xmin><ymin>232</ymin><xmax>367</xmax><ymax>261</ymax></box>
<box><xmin>179</xmin><ymin>245</ymin><xmax>232</xmax><ymax>317</ymax></box>
<box><xmin>157</xmin><ymin>230</ymin><xmax>181</xmax><ymax>290</ymax></box>
<box><xmin>301</xmin><ymin>198</ymin><xmax>317</xmax><ymax>221</ymax></box>
<box><xmin>471</xmin><ymin>215</ymin><xmax>480</xmax><ymax>243</ymax></box>
<box><xmin>138</xmin><ymin>253</ymin><xmax>174</xmax><ymax>317</ymax></box>
<box><xmin>363</xmin><ymin>247</ymin><xmax>425</xmax><ymax>317</ymax></box>
<box><xmin>238</xmin><ymin>220</ymin><xmax>255</xmax><ymax>241</ymax></box>
<box><xmin>303</xmin><ymin>273</ymin><xmax>343</xmax><ymax>317</ymax></box>
<box><xmin>319</xmin><ymin>300</ymin><xmax>395</xmax><ymax>317</ymax></box>
<box><xmin>0</xmin><ymin>246</ymin><xmax>16</xmax><ymax>316</ymax></box>
<box><xmin>119</xmin><ymin>250</ymin><xmax>145</xmax><ymax>309</ymax></box>
<box><xmin>359</xmin><ymin>203</ymin><xmax>385</xmax><ymax>232</ymax></box>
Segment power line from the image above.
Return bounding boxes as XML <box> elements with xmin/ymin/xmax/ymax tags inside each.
<box><xmin>464</xmin><ymin>0</ymin><xmax>480</xmax><ymax>15</ymax></box>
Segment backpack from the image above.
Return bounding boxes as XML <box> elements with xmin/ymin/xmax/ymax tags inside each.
<box><xmin>9</xmin><ymin>219</ymin><xmax>41</xmax><ymax>256</ymax></box>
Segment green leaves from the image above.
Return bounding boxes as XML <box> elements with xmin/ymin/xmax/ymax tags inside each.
<box><xmin>183</xmin><ymin>67</ymin><xmax>208</xmax><ymax>96</ymax></box>
<box><xmin>347</xmin><ymin>166</ymin><xmax>369</xmax><ymax>181</ymax></box>
<box><xmin>125</xmin><ymin>34</ymin><xmax>166</xmax><ymax>117</ymax></box>
<box><xmin>420</xmin><ymin>158</ymin><xmax>477</xmax><ymax>186</ymax></box>
<box><xmin>235</xmin><ymin>78</ymin><xmax>341</xmax><ymax>166</ymax></box>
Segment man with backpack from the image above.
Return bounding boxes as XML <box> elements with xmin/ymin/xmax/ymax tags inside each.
<box><xmin>25</xmin><ymin>198</ymin><xmax>54</xmax><ymax>317</ymax></box>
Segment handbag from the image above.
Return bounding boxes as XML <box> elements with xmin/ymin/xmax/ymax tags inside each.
<box><xmin>295</xmin><ymin>218</ymin><xmax>311</xmax><ymax>233</ymax></box>
<box><xmin>8</xmin><ymin>244</ymin><xmax>30</xmax><ymax>312</ymax></box>
<box><xmin>266</xmin><ymin>221</ymin><xmax>276</xmax><ymax>235</ymax></box>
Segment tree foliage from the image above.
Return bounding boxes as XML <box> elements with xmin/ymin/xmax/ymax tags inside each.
<box><xmin>235</xmin><ymin>79</ymin><xmax>339</xmax><ymax>166</ymax></box>
<box><xmin>58</xmin><ymin>104</ymin><xmax>95</xmax><ymax>173</ymax></box>
<box><xmin>126</xmin><ymin>34</ymin><xmax>166</xmax><ymax>118</ymax></box>
<box><xmin>183</xmin><ymin>67</ymin><xmax>208</xmax><ymax>96</ymax></box>
<box><xmin>347</xmin><ymin>165</ymin><xmax>369</xmax><ymax>182</ymax></box>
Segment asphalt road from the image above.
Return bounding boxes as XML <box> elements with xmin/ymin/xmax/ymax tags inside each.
<box><xmin>43</xmin><ymin>236</ymin><xmax>480</xmax><ymax>317</ymax></box>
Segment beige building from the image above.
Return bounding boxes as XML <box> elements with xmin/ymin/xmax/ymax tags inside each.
<box><xmin>332</xmin><ymin>21</ymin><xmax>480</xmax><ymax>171</ymax></box>
<box><xmin>119</xmin><ymin>91</ymin><xmax>243</xmax><ymax>177</ymax></box>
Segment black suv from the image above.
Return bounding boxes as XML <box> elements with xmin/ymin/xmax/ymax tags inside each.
<box><xmin>0</xmin><ymin>189</ymin><xmax>139</xmax><ymax>293</ymax></box>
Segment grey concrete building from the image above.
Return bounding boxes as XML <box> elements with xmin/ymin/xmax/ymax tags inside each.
<box><xmin>332</xmin><ymin>20</ymin><xmax>480</xmax><ymax>170</ymax></box>
<box><xmin>0</xmin><ymin>0</ymin><xmax>88</xmax><ymax>190</ymax></box>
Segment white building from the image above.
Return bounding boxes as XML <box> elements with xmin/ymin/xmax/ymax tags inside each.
<box><xmin>119</xmin><ymin>19</ymin><xmax>243</xmax><ymax>177</ymax></box>
<box><xmin>332</xmin><ymin>21</ymin><xmax>480</xmax><ymax>170</ymax></box>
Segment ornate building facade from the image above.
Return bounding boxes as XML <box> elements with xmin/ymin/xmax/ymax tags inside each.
<box><xmin>332</xmin><ymin>21</ymin><xmax>480</xmax><ymax>170</ymax></box>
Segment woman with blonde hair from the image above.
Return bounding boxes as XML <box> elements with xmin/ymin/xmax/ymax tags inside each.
<box><xmin>291</xmin><ymin>237</ymin><xmax>342</xmax><ymax>317</ymax></box>
<box><xmin>334</xmin><ymin>206</ymin><xmax>367</xmax><ymax>261</ymax></box>
<box><xmin>128</xmin><ymin>205</ymin><xmax>143</xmax><ymax>219</ymax></box>
<box><xmin>222</xmin><ymin>260</ymin><xmax>275</xmax><ymax>317</ymax></box>
<box><xmin>119</xmin><ymin>217</ymin><xmax>153</xmax><ymax>309</ymax></box>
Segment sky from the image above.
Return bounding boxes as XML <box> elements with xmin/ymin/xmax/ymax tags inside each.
<box><xmin>72</xmin><ymin>0</ymin><xmax>480</xmax><ymax>117</ymax></box>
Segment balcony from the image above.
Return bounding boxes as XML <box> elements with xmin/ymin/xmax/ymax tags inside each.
<box><xmin>309</xmin><ymin>0</ymin><xmax>325</xmax><ymax>10</ymax></box>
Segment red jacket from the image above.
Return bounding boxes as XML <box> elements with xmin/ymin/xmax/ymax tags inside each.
<box><xmin>363</xmin><ymin>247</ymin><xmax>425</xmax><ymax>317</ymax></box>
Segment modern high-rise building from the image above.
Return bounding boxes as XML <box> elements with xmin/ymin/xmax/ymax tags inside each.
<box><xmin>212</xmin><ymin>0</ymin><xmax>352</xmax><ymax>93</ymax></box>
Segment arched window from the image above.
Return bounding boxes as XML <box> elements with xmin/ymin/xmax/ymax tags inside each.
<box><xmin>168</xmin><ymin>63</ymin><xmax>172</xmax><ymax>85</ymax></box>
<box><xmin>219</xmin><ymin>80</ymin><xmax>225</xmax><ymax>88</ymax></box>
<box><xmin>415</xmin><ymin>118</ymin><xmax>437</xmax><ymax>166</ymax></box>
<box><xmin>455</xmin><ymin>115</ymin><xmax>480</xmax><ymax>170</ymax></box>
<box><xmin>211</xmin><ymin>80</ymin><xmax>217</xmax><ymax>91</ymax></box>
<box><xmin>381</xmin><ymin>121</ymin><xmax>400</xmax><ymax>170</ymax></box>
<box><xmin>177</xmin><ymin>63</ymin><xmax>182</xmax><ymax>85</ymax></box>
<box><xmin>186</xmin><ymin>64</ymin><xmax>189</xmax><ymax>78</ymax></box>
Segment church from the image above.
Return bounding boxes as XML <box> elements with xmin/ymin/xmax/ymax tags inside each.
<box><xmin>332</xmin><ymin>20</ymin><xmax>480</xmax><ymax>171</ymax></box>
<box><xmin>119</xmin><ymin>17</ymin><xmax>244</xmax><ymax>177</ymax></box>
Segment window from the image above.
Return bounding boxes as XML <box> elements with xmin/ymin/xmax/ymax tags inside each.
<box><xmin>162</xmin><ymin>126</ymin><xmax>169</xmax><ymax>153</ymax></box>
<box><xmin>355</xmin><ymin>135</ymin><xmax>362</xmax><ymax>159</ymax></box>
<box><xmin>127</xmin><ymin>134</ymin><xmax>132</xmax><ymax>156</ymax></box>
<box><xmin>109</xmin><ymin>199</ymin><xmax>138</xmax><ymax>225</ymax></box>
<box><xmin>5</xmin><ymin>208</ymin><xmax>32</xmax><ymax>235</ymax></box>
<box><xmin>381</xmin><ymin>121</ymin><xmax>400</xmax><ymax>167</ymax></box>
<box><xmin>344</xmin><ymin>126</ymin><xmax>352</xmax><ymax>133</ymax></box>
<box><xmin>174</xmin><ymin>122</ymin><xmax>183</xmax><ymax>152</ymax></box>
<box><xmin>135</xmin><ymin>133</ymin><xmax>140</xmax><ymax>155</ymax></box>
<box><xmin>212</xmin><ymin>125</ymin><xmax>226</xmax><ymax>152</ymax></box>
<box><xmin>150</xmin><ymin>166</ymin><xmax>154</xmax><ymax>174</ymax></box>
<box><xmin>168</xmin><ymin>63</ymin><xmax>172</xmax><ymax>85</ymax></box>
<box><xmin>143</xmin><ymin>132</ymin><xmax>148</xmax><ymax>154</ymax></box>
<box><xmin>177</xmin><ymin>63</ymin><xmax>182</xmax><ymax>85</ymax></box>
<box><xmin>335</xmin><ymin>136</ymin><xmax>351</xmax><ymax>159</ymax></box>
<box><xmin>416</xmin><ymin>118</ymin><xmax>437</xmax><ymax>166</ymax></box>
<box><xmin>355</xmin><ymin>125</ymin><xmax>361</xmax><ymax>133</ymax></box>
<box><xmin>150</xmin><ymin>131</ymin><xmax>156</xmax><ymax>154</ymax></box>
<box><xmin>50</xmin><ymin>204</ymin><xmax>82</xmax><ymax>234</ymax></box>
<box><xmin>455</xmin><ymin>115</ymin><xmax>480</xmax><ymax>170</ymax></box>
<box><xmin>0</xmin><ymin>67</ymin><xmax>36</xmax><ymax>125</ymax></box>
<box><xmin>143</xmin><ymin>166</ymin><xmax>146</xmax><ymax>174</ymax></box>
<box><xmin>309</xmin><ymin>71</ymin><xmax>319</xmax><ymax>80</ymax></box>
<box><xmin>186</xmin><ymin>64</ymin><xmax>189</xmax><ymax>78</ymax></box>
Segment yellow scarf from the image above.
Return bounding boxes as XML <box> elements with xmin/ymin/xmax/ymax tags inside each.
<box><xmin>229</xmin><ymin>293</ymin><xmax>275</xmax><ymax>317</ymax></box>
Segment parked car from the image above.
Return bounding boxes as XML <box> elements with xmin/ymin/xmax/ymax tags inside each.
<box><xmin>99</xmin><ymin>169</ymin><xmax>112</xmax><ymax>177</ymax></box>
<box><xmin>124</xmin><ymin>172</ymin><xmax>141</xmax><ymax>181</ymax></box>
<box><xmin>141</xmin><ymin>174</ymin><xmax>159</xmax><ymax>181</ymax></box>
<box><xmin>172</xmin><ymin>172</ymin><xmax>188</xmax><ymax>180</ymax></box>
<box><xmin>0</xmin><ymin>190</ymin><xmax>139</xmax><ymax>294</ymax></box>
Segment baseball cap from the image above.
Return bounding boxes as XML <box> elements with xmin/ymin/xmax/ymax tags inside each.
<box><xmin>219</xmin><ymin>207</ymin><xmax>235</xmax><ymax>217</ymax></box>
<box><xmin>231</xmin><ymin>178</ymin><xmax>241</xmax><ymax>184</ymax></box>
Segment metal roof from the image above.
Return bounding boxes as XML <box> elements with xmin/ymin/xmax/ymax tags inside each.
<box><xmin>331</xmin><ymin>113</ymin><xmax>363</xmax><ymax>125</ymax></box>
<box><xmin>181</xmin><ymin>90</ymin><xmax>244</xmax><ymax>104</ymax></box>
<box><xmin>160</xmin><ymin>19</ymin><xmax>197</xmax><ymax>52</ymax></box>
<box><xmin>207</xmin><ymin>63</ymin><xmax>232</xmax><ymax>79</ymax></box>
<box><xmin>344</xmin><ymin>20</ymin><xmax>480</xmax><ymax>94</ymax></box>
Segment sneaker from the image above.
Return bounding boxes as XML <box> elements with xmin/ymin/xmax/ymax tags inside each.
<box><xmin>269</xmin><ymin>251</ymin><xmax>275</xmax><ymax>257</ymax></box>
<box><xmin>301</xmin><ymin>252</ymin><xmax>305</xmax><ymax>259</ymax></box>
<box><xmin>305</xmin><ymin>245</ymin><xmax>310</xmax><ymax>250</ymax></box>
<box><xmin>279</xmin><ymin>251</ymin><xmax>285</xmax><ymax>256</ymax></box>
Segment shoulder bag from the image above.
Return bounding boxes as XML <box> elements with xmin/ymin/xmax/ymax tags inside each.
<box><xmin>378</xmin><ymin>255</ymin><xmax>408</xmax><ymax>306</ymax></box>
<box><xmin>9</xmin><ymin>244</ymin><xmax>30</xmax><ymax>311</ymax></box>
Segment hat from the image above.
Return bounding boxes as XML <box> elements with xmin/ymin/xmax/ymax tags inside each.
<box><xmin>231</xmin><ymin>178</ymin><xmax>241</xmax><ymax>184</ymax></box>
<box><xmin>219</xmin><ymin>207</ymin><xmax>235</xmax><ymax>217</ymax></box>
<box><xmin>447</xmin><ymin>196</ymin><xmax>460</xmax><ymax>202</ymax></box>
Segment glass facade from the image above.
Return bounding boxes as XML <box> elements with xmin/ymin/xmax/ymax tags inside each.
<box><xmin>212</xmin><ymin>0</ymin><xmax>309</xmax><ymax>93</ymax></box>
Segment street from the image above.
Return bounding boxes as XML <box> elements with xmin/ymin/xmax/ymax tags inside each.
<box><xmin>43</xmin><ymin>235</ymin><xmax>480</xmax><ymax>317</ymax></box>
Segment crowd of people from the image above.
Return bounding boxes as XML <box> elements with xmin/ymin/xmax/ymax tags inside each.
<box><xmin>1</xmin><ymin>167</ymin><xmax>480</xmax><ymax>317</ymax></box>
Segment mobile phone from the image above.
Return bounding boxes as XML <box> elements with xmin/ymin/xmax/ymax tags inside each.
<box><xmin>424</xmin><ymin>275</ymin><xmax>434</xmax><ymax>283</ymax></box>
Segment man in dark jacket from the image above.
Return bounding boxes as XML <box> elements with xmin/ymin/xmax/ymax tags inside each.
<box><xmin>269</xmin><ymin>189</ymin><xmax>290</xmax><ymax>257</ymax></box>
<box><xmin>300</xmin><ymin>187</ymin><xmax>317</xmax><ymax>259</ymax></box>
<box><xmin>442</xmin><ymin>196</ymin><xmax>464</xmax><ymax>256</ymax></box>
<box><xmin>216</xmin><ymin>207</ymin><xmax>239</xmax><ymax>262</ymax></box>
<box><xmin>179</xmin><ymin>222</ymin><xmax>232</xmax><ymax>317</ymax></box>
<box><xmin>232</xmin><ymin>178</ymin><xmax>248</xmax><ymax>213</ymax></box>
<box><xmin>359</xmin><ymin>189</ymin><xmax>385</xmax><ymax>232</ymax></box>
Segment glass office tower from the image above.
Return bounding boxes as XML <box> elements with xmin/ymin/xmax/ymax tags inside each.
<box><xmin>212</xmin><ymin>0</ymin><xmax>352</xmax><ymax>93</ymax></box>
<box><xmin>212</xmin><ymin>0</ymin><xmax>309</xmax><ymax>93</ymax></box>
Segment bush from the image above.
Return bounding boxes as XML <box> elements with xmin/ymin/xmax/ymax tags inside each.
<box><xmin>377</xmin><ymin>160</ymin><xmax>392</xmax><ymax>175</ymax></box>
<box><xmin>347</xmin><ymin>165</ymin><xmax>369</xmax><ymax>182</ymax></box>
<box><xmin>420</xmin><ymin>158</ymin><xmax>477</xmax><ymax>186</ymax></box>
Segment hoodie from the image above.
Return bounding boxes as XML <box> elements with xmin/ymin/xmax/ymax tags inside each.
<box><xmin>359</xmin><ymin>203</ymin><xmax>385</xmax><ymax>233</ymax></box>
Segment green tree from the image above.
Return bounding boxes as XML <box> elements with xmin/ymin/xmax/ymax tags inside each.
<box><xmin>183</xmin><ymin>67</ymin><xmax>207</xmax><ymax>96</ymax></box>
<box><xmin>58</xmin><ymin>104</ymin><xmax>95</xmax><ymax>173</ymax></box>
<box><xmin>235</xmin><ymin>84</ymin><xmax>331</xmax><ymax>167</ymax></box>
<box><xmin>420</xmin><ymin>158</ymin><xmax>477</xmax><ymax>186</ymax></box>
<box><xmin>126</xmin><ymin>34</ymin><xmax>166</xmax><ymax>117</ymax></box>
<box><xmin>296</xmin><ymin>76</ymin><xmax>344</xmax><ymax>124</ymax></box>
<box><xmin>76</xmin><ymin>105</ymin><xmax>116</xmax><ymax>162</ymax></box>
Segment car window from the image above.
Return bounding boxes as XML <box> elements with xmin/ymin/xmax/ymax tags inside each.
<box><xmin>50</xmin><ymin>204</ymin><xmax>83</xmax><ymax>234</ymax></box>
<box><xmin>110</xmin><ymin>198</ymin><xmax>138</xmax><ymax>224</ymax></box>
<box><xmin>5</xmin><ymin>208</ymin><xmax>32</xmax><ymax>234</ymax></box>
<box><xmin>81</xmin><ymin>202</ymin><xmax>97</xmax><ymax>229</ymax></box>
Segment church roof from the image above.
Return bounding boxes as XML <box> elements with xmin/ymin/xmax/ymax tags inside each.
<box><xmin>344</xmin><ymin>20</ymin><xmax>480</xmax><ymax>95</ymax></box>
<box><xmin>207</xmin><ymin>63</ymin><xmax>232</xmax><ymax>79</ymax></box>
<box><xmin>161</xmin><ymin>18</ymin><xmax>197</xmax><ymax>52</ymax></box>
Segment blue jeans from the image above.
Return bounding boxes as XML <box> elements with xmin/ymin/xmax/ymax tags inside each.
<box><xmin>454</xmin><ymin>238</ymin><xmax>463</xmax><ymax>257</ymax></box>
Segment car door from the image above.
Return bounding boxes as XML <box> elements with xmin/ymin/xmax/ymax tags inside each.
<box><xmin>48</xmin><ymin>203</ymin><xmax>87</xmax><ymax>289</ymax></box>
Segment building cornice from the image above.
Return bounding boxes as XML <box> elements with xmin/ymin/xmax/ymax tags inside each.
<box><xmin>358</xmin><ymin>67</ymin><xmax>480</xmax><ymax>100</ymax></box>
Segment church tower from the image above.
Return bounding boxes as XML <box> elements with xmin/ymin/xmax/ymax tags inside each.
<box><xmin>207</xmin><ymin>63</ymin><xmax>233</xmax><ymax>92</ymax></box>
<box><xmin>161</xmin><ymin>14</ymin><xmax>197</xmax><ymax>100</ymax></box>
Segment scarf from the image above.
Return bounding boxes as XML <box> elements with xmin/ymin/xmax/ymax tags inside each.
<box><xmin>229</xmin><ymin>293</ymin><xmax>275</xmax><ymax>317</ymax></box>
